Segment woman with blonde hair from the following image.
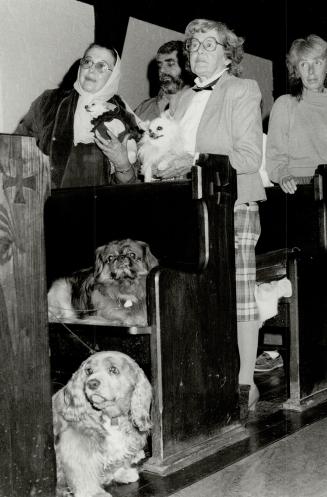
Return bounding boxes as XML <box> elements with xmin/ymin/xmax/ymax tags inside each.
<box><xmin>266</xmin><ymin>34</ymin><xmax>327</xmax><ymax>193</ymax></box>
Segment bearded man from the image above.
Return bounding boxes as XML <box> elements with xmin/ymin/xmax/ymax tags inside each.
<box><xmin>135</xmin><ymin>40</ymin><xmax>192</xmax><ymax>120</ymax></box>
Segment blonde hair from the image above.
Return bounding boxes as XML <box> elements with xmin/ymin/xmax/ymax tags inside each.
<box><xmin>286</xmin><ymin>34</ymin><xmax>327</xmax><ymax>98</ymax></box>
<box><xmin>184</xmin><ymin>19</ymin><xmax>244</xmax><ymax>76</ymax></box>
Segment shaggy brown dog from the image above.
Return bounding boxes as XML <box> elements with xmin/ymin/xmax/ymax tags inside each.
<box><xmin>47</xmin><ymin>239</ymin><xmax>158</xmax><ymax>326</ymax></box>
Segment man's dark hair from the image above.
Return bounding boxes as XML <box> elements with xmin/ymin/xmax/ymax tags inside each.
<box><xmin>157</xmin><ymin>40</ymin><xmax>193</xmax><ymax>85</ymax></box>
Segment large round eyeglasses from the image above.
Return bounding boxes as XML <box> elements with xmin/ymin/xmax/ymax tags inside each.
<box><xmin>185</xmin><ymin>37</ymin><xmax>224</xmax><ymax>53</ymax></box>
<box><xmin>80</xmin><ymin>57</ymin><xmax>113</xmax><ymax>73</ymax></box>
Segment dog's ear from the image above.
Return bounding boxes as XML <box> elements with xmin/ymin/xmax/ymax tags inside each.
<box><xmin>161</xmin><ymin>110</ymin><xmax>172</xmax><ymax>120</ymax></box>
<box><xmin>139</xmin><ymin>241</ymin><xmax>158</xmax><ymax>270</ymax></box>
<box><xmin>105</xmin><ymin>102</ymin><xmax>117</xmax><ymax>112</ymax></box>
<box><xmin>130</xmin><ymin>364</ymin><xmax>152</xmax><ymax>433</ymax></box>
<box><xmin>57</xmin><ymin>367</ymin><xmax>90</xmax><ymax>422</ymax></box>
<box><xmin>94</xmin><ymin>245</ymin><xmax>107</xmax><ymax>279</ymax></box>
<box><xmin>139</xmin><ymin>119</ymin><xmax>150</xmax><ymax>132</ymax></box>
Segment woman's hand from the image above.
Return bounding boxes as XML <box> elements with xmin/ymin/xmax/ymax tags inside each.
<box><xmin>279</xmin><ymin>175</ymin><xmax>297</xmax><ymax>194</ymax></box>
<box><xmin>94</xmin><ymin>129</ymin><xmax>130</xmax><ymax>171</ymax></box>
<box><xmin>155</xmin><ymin>153</ymin><xmax>194</xmax><ymax>180</ymax></box>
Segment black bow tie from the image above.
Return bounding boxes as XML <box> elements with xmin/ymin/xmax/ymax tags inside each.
<box><xmin>192</xmin><ymin>76</ymin><xmax>220</xmax><ymax>92</ymax></box>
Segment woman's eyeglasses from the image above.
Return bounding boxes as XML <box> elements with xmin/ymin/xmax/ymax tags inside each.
<box><xmin>185</xmin><ymin>37</ymin><xmax>224</xmax><ymax>53</ymax></box>
<box><xmin>80</xmin><ymin>57</ymin><xmax>113</xmax><ymax>73</ymax></box>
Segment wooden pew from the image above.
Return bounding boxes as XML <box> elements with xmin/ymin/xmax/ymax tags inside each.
<box><xmin>256</xmin><ymin>165</ymin><xmax>327</xmax><ymax>410</ymax></box>
<box><xmin>256</xmin><ymin>165</ymin><xmax>327</xmax><ymax>256</ymax></box>
<box><xmin>45</xmin><ymin>154</ymin><xmax>248</xmax><ymax>475</ymax></box>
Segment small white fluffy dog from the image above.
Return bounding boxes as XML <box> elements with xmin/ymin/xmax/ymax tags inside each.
<box><xmin>138</xmin><ymin>114</ymin><xmax>185</xmax><ymax>182</ymax></box>
<box><xmin>53</xmin><ymin>350</ymin><xmax>152</xmax><ymax>497</ymax></box>
<box><xmin>85</xmin><ymin>100</ymin><xmax>124</xmax><ymax>136</ymax></box>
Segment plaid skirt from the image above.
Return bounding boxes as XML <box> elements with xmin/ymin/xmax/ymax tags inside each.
<box><xmin>234</xmin><ymin>202</ymin><xmax>261</xmax><ymax>322</ymax></box>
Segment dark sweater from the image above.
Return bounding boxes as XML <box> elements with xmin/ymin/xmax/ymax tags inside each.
<box><xmin>15</xmin><ymin>89</ymin><xmax>136</xmax><ymax>188</ymax></box>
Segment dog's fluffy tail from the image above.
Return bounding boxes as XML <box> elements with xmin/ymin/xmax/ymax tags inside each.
<box><xmin>48</xmin><ymin>279</ymin><xmax>76</xmax><ymax>322</ymax></box>
<box><xmin>48</xmin><ymin>267</ymin><xmax>96</xmax><ymax>322</ymax></box>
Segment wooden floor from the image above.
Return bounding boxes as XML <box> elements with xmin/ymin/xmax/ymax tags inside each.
<box><xmin>107</xmin><ymin>366</ymin><xmax>327</xmax><ymax>497</ymax></box>
<box><xmin>167</xmin><ymin>415</ymin><xmax>327</xmax><ymax>497</ymax></box>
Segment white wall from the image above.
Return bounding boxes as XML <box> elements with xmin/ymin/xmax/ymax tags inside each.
<box><xmin>0</xmin><ymin>0</ymin><xmax>94</xmax><ymax>132</ymax></box>
<box><xmin>120</xmin><ymin>18</ymin><xmax>185</xmax><ymax>111</ymax></box>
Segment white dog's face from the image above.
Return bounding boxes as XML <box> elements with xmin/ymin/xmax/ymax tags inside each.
<box><xmin>146</xmin><ymin>116</ymin><xmax>179</xmax><ymax>148</ymax></box>
<box><xmin>138</xmin><ymin>115</ymin><xmax>184</xmax><ymax>181</ymax></box>
<box><xmin>85</xmin><ymin>100</ymin><xmax>116</xmax><ymax>118</ymax></box>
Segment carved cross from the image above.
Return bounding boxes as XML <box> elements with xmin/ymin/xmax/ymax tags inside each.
<box><xmin>2</xmin><ymin>159</ymin><xmax>36</xmax><ymax>204</ymax></box>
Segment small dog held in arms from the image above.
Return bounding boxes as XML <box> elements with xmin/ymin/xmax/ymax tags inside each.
<box><xmin>52</xmin><ymin>350</ymin><xmax>152</xmax><ymax>497</ymax></box>
<box><xmin>137</xmin><ymin>114</ymin><xmax>185</xmax><ymax>182</ymax></box>
<box><xmin>47</xmin><ymin>239</ymin><xmax>158</xmax><ymax>326</ymax></box>
<box><xmin>85</xmin><ymin>95</ymin><xmax>144</xmax><ymax>164</ymax></box>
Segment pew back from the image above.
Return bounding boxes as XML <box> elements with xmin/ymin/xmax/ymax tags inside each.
<box><xmin>257</xmin><ymin>165</ymin><xmax>327</xmax><ymax>255</ymax></box>
<box><xmin>45</xmin><ymin>180</ymin><xmax>206</xmax><ymax>285</ymax></box>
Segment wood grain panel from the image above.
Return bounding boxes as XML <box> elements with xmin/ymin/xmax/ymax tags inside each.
<box><xmin>0</xmin><ymin>135</ymin><xmax>55</xmax><ymax>497</ymax></box>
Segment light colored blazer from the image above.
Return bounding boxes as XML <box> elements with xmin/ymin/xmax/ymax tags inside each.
<box><xmin>171</xmin><ymin>71</ymin><xmax>266</xmax><ymax>204</ymax></box>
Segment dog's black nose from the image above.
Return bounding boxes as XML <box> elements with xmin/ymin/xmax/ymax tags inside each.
<box><xmin>87</xmin><ymin>379</ymin><xmax>100</xmax><ymax>390</ymax></box>
<box><xmin>117</xmin><ymin>254</ymin><xmax>129</xmax><ymax>263</ymax></box>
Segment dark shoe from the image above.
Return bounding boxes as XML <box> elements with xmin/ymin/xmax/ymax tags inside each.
<box><xmin>254</xmin><ymin>352</ymin><xmax>283</xmax><ymax>373</ymax></box>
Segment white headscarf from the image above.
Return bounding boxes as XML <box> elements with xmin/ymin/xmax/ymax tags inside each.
<box><xmin>73</xmin><ymin>50</ymin><xmax>121</xmax><ymax>145</ymax></box>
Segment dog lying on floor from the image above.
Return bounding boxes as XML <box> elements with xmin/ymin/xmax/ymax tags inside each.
<box><xmin>47</xmin><ymin>239</ymin><xmax>158</xmax><ymax>326</ymax></box>
<box><xmin>53</xmin><ymin>350</ymin><xmax>152</xmax><ymax>497</ymax></box>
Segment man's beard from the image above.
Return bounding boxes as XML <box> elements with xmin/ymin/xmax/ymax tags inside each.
<box><xmin>160</xmin><ymin>75</ymin><xmax>184</xmax><ymax>95</ymax></box>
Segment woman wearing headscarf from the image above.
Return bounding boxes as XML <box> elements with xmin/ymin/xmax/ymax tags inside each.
<box><xmin>15</xmin><ymin>43</ymin><xmax>138</xmax><ymax>188</ymax></box>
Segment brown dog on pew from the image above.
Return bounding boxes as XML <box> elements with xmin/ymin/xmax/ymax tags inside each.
<box><xmin>47</xmin><ymin>239</ymin><xmax>158</xmax><ymax>326</ymax></box>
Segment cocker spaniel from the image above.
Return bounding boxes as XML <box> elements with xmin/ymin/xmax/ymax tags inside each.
<box><xmin>52</xmin><ymin>350</ymin><xmax>152</xmax><ymax>497</ymax></box>
<box><xmin>47</xmin><ymin>239</ymin><xmax>158</xmax><ymax>326</ymax></box>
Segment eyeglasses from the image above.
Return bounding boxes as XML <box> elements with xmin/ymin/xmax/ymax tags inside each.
<box><xmin>185</xmin><ymin>37</ymin><xmax>224</xmax><ymax>53</ymax></box>
<box><xmin>80</xmin><ymin>57</ymin><xmax>113</xmax><ymax>73</ymax></box>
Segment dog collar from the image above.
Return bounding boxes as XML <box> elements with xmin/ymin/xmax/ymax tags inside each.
<box><xmin>109</xmin><ymin>417</ymin><xmax>120</xmax><ymax>426</ymax></box>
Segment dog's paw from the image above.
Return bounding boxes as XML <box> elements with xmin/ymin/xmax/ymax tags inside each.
<box><xmin>127</xmin><ymin>317</ymin><xmax>147</xmax><ymax>327</ymax></box>
<box><xmin>131</xmin><ymin>449</ymin><xmax>145</xmax><ymax>464</ymax></box>
<box><xmin>55</xmin><ymin>484</ymin><xmax>74</xmax><ymax>497</ymax></box>
<box><xmin>113</xmin><ymin>467</ymin><xmax>139</xmax><ymax>484</ymax></box>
